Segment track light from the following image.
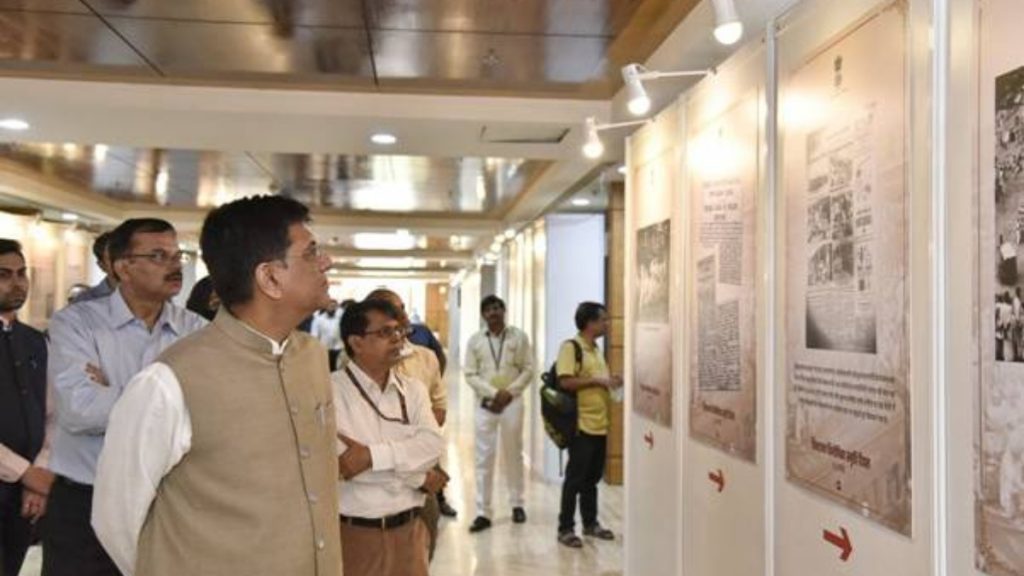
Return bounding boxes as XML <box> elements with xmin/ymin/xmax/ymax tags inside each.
<box><xmin>620</xmin><ymin>64</ymin><xmax>714</xmax><ymax>117</ymax></box>
<box><xmin>583</xmin><ymin>117</ymin><xmax>605</xmax><ymax>159</ymax></box>
<box><xmin>581</xmin><ymin>116</ymin><xmax>649</xmax><ymax>159</ymax></box>
<box><xmin>622</xmin><ymin>64</ymin><xmax>651</xmax><ymax>116</ymax></box>
<box><xmin>711</xmin><ymin>0</ymin><xmax>743</xmax><ymax>45</ymax></box>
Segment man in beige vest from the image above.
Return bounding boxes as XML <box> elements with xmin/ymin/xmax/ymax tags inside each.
<box><xmin>92</xmin><ymin>196</ymin><xmax>343</xmax><ymax>576</ymax></box>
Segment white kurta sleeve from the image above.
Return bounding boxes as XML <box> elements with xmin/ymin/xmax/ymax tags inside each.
<box><xmin>92</xmin><ymin>362</ymin><xmax>192</xmax><ymax>576</ymax></box>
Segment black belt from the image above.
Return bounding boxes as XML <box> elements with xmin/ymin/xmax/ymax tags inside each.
<box><xmin>56</xmin><ymin>475</ymin><xmax>93</xmax><ymax>492</ymax></box>
<box><xmin>340</xmin><ymin>507</ymin><xmax>421</xmax><ymax>530</ymax></box>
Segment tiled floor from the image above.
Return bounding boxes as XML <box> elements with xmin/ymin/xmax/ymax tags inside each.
<box><xmin>20</xmin><ymin>368</ymin><xmax>624</xmax><ymax>576</ymax></box>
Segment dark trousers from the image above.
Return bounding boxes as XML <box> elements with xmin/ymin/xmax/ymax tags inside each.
<box><xmin>1</xmin><ymin>483</ymin><xmax>32</xmax><ymax>576</ymax></box>
<box><xmin>558</xmin><ymin>432</ymin><xmax>607</xmax><ymax>533</ymax></box>
<box><xmin>41</xmin><ymin>478</ymin><xmax>121</xmax><ymax>576</ymax></box>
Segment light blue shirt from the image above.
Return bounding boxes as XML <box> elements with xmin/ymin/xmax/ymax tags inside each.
<box><xmin>47</xmin><ymin>288</ymin><xmax>206</xmax><ymax>485</ymax></box>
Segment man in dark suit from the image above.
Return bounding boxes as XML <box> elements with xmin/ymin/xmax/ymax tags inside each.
<box><xmin>0</xmin><ymin>238</ymin><xmax>54</xmax><ymax>576</ymax></box>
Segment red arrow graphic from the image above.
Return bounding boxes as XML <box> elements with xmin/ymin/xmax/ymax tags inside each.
<box><xmin>823</xmin><ymin>527</ymin><xmax>853</xmax><ymax>561</ymax></box>
<box><xmin>643</xmin><ymin>431</ymin><xmax>654</xmax><ymax>449</ymax></box>
<box><xmin>708</xmin><ymin>469</ymin><xmax>725</xmax><ymax>493</ymax></box>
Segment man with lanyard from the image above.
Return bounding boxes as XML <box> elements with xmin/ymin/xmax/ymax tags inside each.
<box><xmin>0</xmin><ymin>239</ymin><xmax>54</xmax><ymax>576</ymax></box>
<box><xmin>555</xmin><ymin>302</ymin><xmax>621</xmax><ymax>548</ymax></box>
<box><xmin>334</xmin><ymin>299</ymin><xmax>445</xmax><ymax>576</ymax></box>
<box><xmin>45</xmin><ymin>219</ymin><xmax>206</xmax><ymax>576</ymax></box>
<box><xmin>463</xmin><ymin>295</ymin><xmax>536</xmax><ymax>533</ymax></box>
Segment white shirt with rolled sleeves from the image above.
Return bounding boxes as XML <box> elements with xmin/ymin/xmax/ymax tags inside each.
<box><xmin>332</xmin><ymin>362</ymin><xmax>443</xmax><ymax>519</ymax></box>
<box><xmin>91</xmin><ymin>329</ymin><xmax>287</xmax><ymax>576</ymax></box>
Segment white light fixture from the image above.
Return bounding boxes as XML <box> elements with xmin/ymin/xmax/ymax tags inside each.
<box><xmin>572</xmin><ymin>198</ymin><xmax>592</xmax><ymax>207</ymax></box>
<box><xmin>711</xmin><ymin>0</ymin><xmax>743</xmax><ymax>45</ymax></box>
<box><xmin>0</xmin><ymin>118</ymin><xmax>29</xmax><ymax>131</ymax></box>
<box><xmin>93</xmin><ymin>144</ymin><xmax>109</xmax><ymax>163</ymax></box>
<box><xmin>620</xmin><ymin>64</ymin><xmax>714</xmax><ymax>117</ymax></box>
<box><xmin>581</xmin><ymin>116</ymin><xmax>648</xmax><ymax>159</ymax></box>
<box><xmin>60</xmin><ymin>212</ymin><xmax>79</xmax><ymax>222</ymax></box>
<box><xmin>617</xmin><ymin>164</ymin><xmax>627</xmax><ymax>175</ymax></box>
<box><xmin>371</xmin><ymin>133</ymin><xmax>397</xmax><ymax>145</ymax></box>
<box><xmin>504</xmin><ymin>227</ymin><xmax>516</xmax><ymax>239</ymax></box>
<box><xmin>353</xmin><ymin>232</ymin><xmax>417</xmax><ymax>251</ymax></box>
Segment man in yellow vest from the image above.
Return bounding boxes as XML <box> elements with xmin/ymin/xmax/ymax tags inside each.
<box><xmin>93</xmin><ymin>196</ymin><xmax>343</xmax><ymax>576</ymax></box>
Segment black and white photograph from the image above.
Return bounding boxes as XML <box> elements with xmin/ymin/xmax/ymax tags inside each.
<box><xmin>633</xmin><ymin>219</ymin><xmax>674</xmax><ymax>428</ymax></box>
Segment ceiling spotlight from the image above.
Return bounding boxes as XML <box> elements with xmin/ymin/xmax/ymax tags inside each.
<box><xmin>0</xmin><ymin>118</ymin><xmax>29</xmax><ymax>131</ymax></box>
<box><xmin>572</xmin><ymin>198</ymin><xmax>592</xmax><ymax>207</ymax></box>
<box><xmin>371</xmin><ymin>133</ymin><xmax>397</xmax><ymax>145</ymax></box>
<box><xmin>622</xmin><ymin>64</ymin><xmax>651</xmax><ymax>116</ymax></box>
<box><xmin>583</xmin><ymin>117</ymin><xmax>605</xmax><ymax>159</ymax></box>
<box><xmin>60</xmin><ymin>212</ymin><xmax>79</xmax><ymax>222</ymax></box>
<box><xmin>619</xmin><ymin>64</ymin><xmax>713</xmax><ymax>117</ymax></box>
<box><xmin>581</xmin><ymin>116</ymin><xmax>648</xmax><ymax>159</ymax></box>
<box><xmin>504</xmin><ymin>228</ymin><xmax>516</xmax><ymax>239</ymax></box>
<box><xmin>712</xmin><ymin>0</ymin><xmax>744</xmax><ymax>45</ymax></box>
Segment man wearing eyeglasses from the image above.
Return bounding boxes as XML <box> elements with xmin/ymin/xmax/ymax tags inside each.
<box><xmin>333</xmin><ymin>299</ymin><xmax>445</xmax><ymax>576</ymax></box>
<box><xmin>92</xmin><ymin>197</ymin><xmax>343</xmax><ymax>576</ymax></box>
<box><xmin>43</xmin><ymin>218</ymin><xmax>206</xmax><ymax>576</ymax></box>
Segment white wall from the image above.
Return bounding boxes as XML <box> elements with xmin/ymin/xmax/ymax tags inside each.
<box><xmin>541</xmin><ymin>213</ymin><xmax>607</xmax><ymax>481</ymax></box>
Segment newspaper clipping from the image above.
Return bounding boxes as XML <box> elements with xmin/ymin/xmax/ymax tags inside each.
<box><xmin>689</xmin><ymin>96</ymin><xmax>758</xmax><ymax>462</ymax></box>
<box><xmin>634</xmin><ymin>219</ymin><xmax>673</xmax><ymax>428</ymax></box>
<box><xmin>979</xmin><ymin>1</ymin><xmax>1024</xmax><ymax>569</ymax></box>
<box><xmin>783</xmin><ymin>3</ymin><xmax>911</xmax><ymax>534</ymax></box>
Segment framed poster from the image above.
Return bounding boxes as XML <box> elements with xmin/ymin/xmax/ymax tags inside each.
<box><xmin>979</xmin><ymin>1</ymin><xmax>1024</xmax><ymax>573</ymax></box>
<box><xmin>688</xmin><ymin>92</ymin><xmax>759</xmax><ymax>462</ymax></box>
<box><xmin>633</xmin><ymin>218</ymin><xmax>673</xmax><ymax>428</ymax></box>
<box><xmin>782</xmin><ymin>1</ymin><xmax>911</xmax><ymax>534</ymax></box>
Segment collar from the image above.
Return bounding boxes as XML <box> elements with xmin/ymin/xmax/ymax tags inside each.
<box><xmin>0</xmin><ymin>316</ymin><xmax>14</xmax><ymax>332</ymax></box>
<box><xmin>348</xmin><ymin>361</ymin><xmax>404</xmax><ymax>396</ymax></box>
<box><xmin>398</xmin><ymin>341</ymin><xmax>416</xmax><ymax>359</ymax></box>
<box><xmin>575</xmin><ymin>333</ymin><xmax>598</xmax><ymax>351</ymax></box>
<box><xmin>212</xmin><ymin>308</ymin><xmax>290</xmax><ymax>357</ymax></box>
<box><xmin>486</xmin><ymin>326</ymin><xmax>508</xmax><ymax>339</ymax></box>
<box><xmin>239</xmin><ymin>321</ymin><xmax>289</xmax><ymax>356</ymax></box>
<box><xmin>108</xmin><ymin>288</ymin><xmax>179</xmax><ymax>334</ymax></box>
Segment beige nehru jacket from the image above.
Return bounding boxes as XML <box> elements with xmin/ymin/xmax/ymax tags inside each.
<box><xmin>137</xmin><ymin>311</ymin><xmax>342</xmax><ymax>576</ymax></box>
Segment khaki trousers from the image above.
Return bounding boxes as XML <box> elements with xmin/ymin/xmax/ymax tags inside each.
<box><xmin>340</xmin><ymin>516</ymin><xmax>429</xmax><ymax>576</ymax></box>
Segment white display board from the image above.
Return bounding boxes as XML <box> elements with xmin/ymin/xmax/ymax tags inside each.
<box><xmin>625</xmin><ymin>101</ymin><xmax>684</xmax><ymax>576</ymax></box>
<box><xmin>774</xmin><ymin>0</ymin><xmax>935</xmax><ymax>573</ymax></box>
<box><xmin>681</xmin><ymin>39</ymin><xmax>767</xmax><ymax>576</ymax></box>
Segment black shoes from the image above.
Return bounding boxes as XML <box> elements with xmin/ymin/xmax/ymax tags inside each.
<box><xmin>468</xmin><ymin>516</ymin><xmax>492</xmax><ymax>533</ymax></box>
<box><xmin>583</xmin><ymin>523</ymin><xmax>615</xmax><ymax>540</ymax></box>
<box><xmin>438</xmin><ymin>500</ymin><xmax>458</xmax><ymax>518</ymax></box>
<box><xmin>512</xmin><ymin>507</ymin><xmax>527</xmax><ymax>524</ymax></box>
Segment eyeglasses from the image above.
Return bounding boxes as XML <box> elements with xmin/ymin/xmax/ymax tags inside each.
<box><xmin>283</xmin><ymin>243</ymin><xmax>328</xmax><ymax>264</ymax></box>
<box><xmin>361</xmin><ymin>325</ymin><xmax>410</xmax><ymax>340</ymax></box>
<box><xmin>123</xmin><ymin>250</ymin><xmax>188</xmax><ymax>266</ymax></box>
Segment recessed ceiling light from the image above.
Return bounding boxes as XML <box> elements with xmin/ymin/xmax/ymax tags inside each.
<box><xmin>61</xmin><ymin>212</ymin><xmax>79</xmax><ymax>222</ymax></box>
<box><xmin>572</xmin><ymin>198</ymin><xmax>591</xmax><ymax>207</ymax></box>
<box><xmin>371</xmin><ymin>133</ymin><xmax>397</xmax><ymax>145</ymax></box>
<box><xmin>0</xmin><ymin>118</ymin><xmax>29</xmax><ymax>131</ymax></box>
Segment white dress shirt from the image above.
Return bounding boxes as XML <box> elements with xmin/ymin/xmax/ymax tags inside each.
<box><xmin>333</xmin><ymin>362</ymin><xmax>443</xmax><ymax>519</ymax></box>
<box><xmin>92</xmin><ymin>327</ymin><xmax>288</xmax><ymax>576</ymax></box>
<box><xmin>463</xmin><ymin>325</ymin><xmax>536</xmax><ymax>400</ymax></box>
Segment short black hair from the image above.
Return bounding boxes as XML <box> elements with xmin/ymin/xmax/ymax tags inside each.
<box><xmin>340</xmin><ymin>299</ymin><xmax>399</xmax><ymax>356</ymax></box>
<box><xmin>575</xmin><ymin>301</ymin><xmax>607</xmax><ymax>331</ymax></box>
<box><xmin>480</xmin><ymin>294</ymin><xmax>505</xmax><ymax>314</ymax></box>
<box><xmin>0</xmin><ymin>238</ymin><xmax>23</xmax><ymax>260</ymax></box>
<box><xmin>92</xmin><ymin>231</ymin><xmax>111</xmax><ymax>263</ymax></box>
<box><xmin>185</xmin><ymin>276</ymin><xmax>218</xmax><ymax>321</ymax></box>
<box><xmin>200</xmin><ymin>195</ymin><xmax>311</xmax><ymax>310</ymax></box>
<box><xmin>107</xmin><ymin>219</ymin><xmax>175</xmax><ymax>263</ymax></box>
